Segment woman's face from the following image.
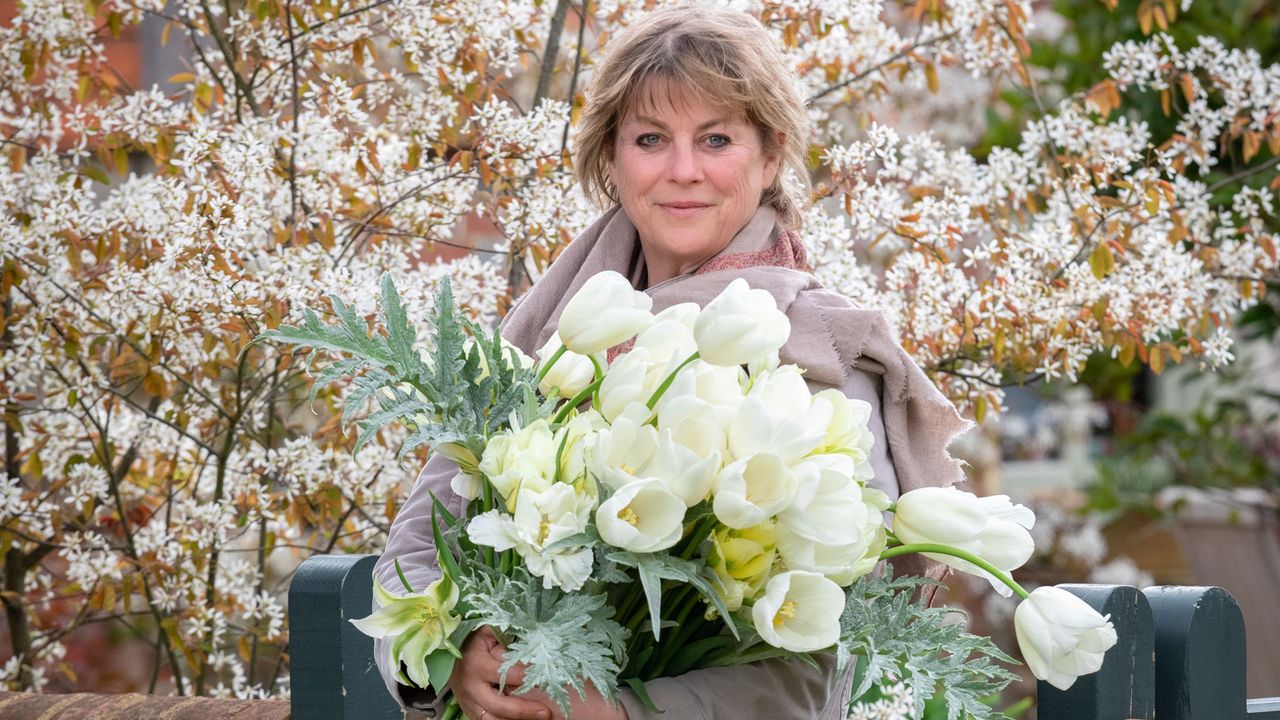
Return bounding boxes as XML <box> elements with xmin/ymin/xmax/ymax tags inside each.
<box><xmin>611</xmin><ymin>83</ymin><xmax>781</xmax><ymax>286</ymax></box>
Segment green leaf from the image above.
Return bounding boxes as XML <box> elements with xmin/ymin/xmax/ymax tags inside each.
<box><xmin>462</xmin><ymin>565</ymin><xmax>629</xmax><ymax>715</ymax></box>
<box><xmin>607</xmin><ymin>552</ymin><xmax>738</xmax><ymax>642</ymax></box>
<box><xmin>394</xmin><ymin>558</ymin><xmax>414</xmax><ymax>593</ymax></box>
<box><xmin>380</xmin><ymin>274</ymin><xmax>420</xmax><ymax>377</ymax></box>
<box><xmin>838</xmin><ymin>567</ymin><xmax>1018</xmax><ymax>720</ymax></box>
<box><xmin>425</xmin><ymin>647</ymin><xmax>457</xmax><ymax>695</ymax></box>
<box><xmin>623</xmin><ymin>678</ymin><xmax>663</xmax><ymax>714</ymax></box>
<box><xmin>431</xmin><ymin>496</ymin><xmax>462</xmax><ymax>584</ymax></box>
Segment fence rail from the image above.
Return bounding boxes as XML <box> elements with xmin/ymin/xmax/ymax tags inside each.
<box><xmin>288</xmin><ymin>555</ymin><xmax>1280</xmax><ymax>719</ymax></box>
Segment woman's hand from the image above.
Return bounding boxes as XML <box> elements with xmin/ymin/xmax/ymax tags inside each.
<box><xmin>449</xmin><ymin>626</ymin><xmax>552</xmax><ymax>720</ymax></box>
<box><xmin>515</xmin><ymin>684</ymin><xmax>629</xmax><ymax>720</ymax></box>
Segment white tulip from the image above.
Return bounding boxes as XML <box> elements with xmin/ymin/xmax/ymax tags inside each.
<box><xmin>656</xmin><ymin>393</ymin><xmax>726</xmax><ymax>461</ymax></box>
<box><xmin>810</xmin><ymin>389</ymin><xmax>875</xmax><ymax>478</ymax></box>
<box><xmin>590</xmin><ymin>403</ymin><xmax>657</xmax><ymax>490</ymax></box>
<box><xmin>779</xmin><ymin>455</ymin><xmax>867</xmax><ymax>546</ymax></box>
<box><xmin>687</xmin><ymin>361</ymin><xmax>748</xmax><ymax>430</ymax></box>
<box><xmin>727</xmin><ymin>396</ymin><xmax>825</xmax><ymax>464</ymax></box>
<box><xmin>558</xmin><ymin>271</ymin><xmax>654</xmax><ymax>355</ymax></box>
<box><xmin>598</xmin><ymin>348</ymin><xmax>656</xmax><ymax>421</ymax></box>
<box><xmin>555</xmin><ymin>409</ymin><xmax>607</xmax><ymax>487</ymax></box>
<box><xmin>595</xmin><ymin>479</ymin><xmax>686</xmax><ymax>553</ymax></box>
<box><xmin>631</xmin><ymin>302</ymin><xmax>699</xmax><ymax>367</ymax></box>
<box><xmin>467</xmin><ymin>483</ymin><xmax>594</xmax><ymax>591</ymax></box>
<box><xmin>777</xmin><ymin>484</ymin><xmax>890</xmax><ymax>586</ymax></box>
<box><xmin>892</xmin><ymin>486</ymin><xmax>1036</xmax><ymax>596</ymax></box>
<box><xmin>450</xmin><ymin>471</ymin><xmax>484</xmax><ymax>501</ymax></box>
<box><xmin>747</xmin><ymin>365</ymin><xmax>811</xmax><ymax>419</ymax></box>
<box><xmin>1014</xmin><ymin>586</ymin><xmax>1118</xmax><ymax>691</ymax></box>
<box><xmin>694</xmin><ymin>278</ymin><xmax>790</xmax><ymax>367</ymax></box>
<box><xmin>713</xmin><ymin>453</ymin><xmax>798</xmax><ymax>529</ymax></box>
<box><xmin>645</xmin><ymin>429</ymin><xmax>720</xmax><ymax>506</ymax></box>
<box><xmin>707</xmin><ymin>523</ymin><xmax>777</xmax><ymax>612</ymax></box>
<box><xmin>478</xmin><ymin>420</ymin><xmax>557</xmax><ymax>511</ymax></box>
<box><xmin>536</xmin><ymin>332</ymin><xmax>598</xmax><ymax>399</ymax></box>
<box><xmin>751</xmin><ymin>571</ymin><xmax>844</xmax><ymax>653</ymax></box>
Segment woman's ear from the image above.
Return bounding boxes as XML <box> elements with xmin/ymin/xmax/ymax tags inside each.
<box><xmin>763</xmin><ymin>131</ymin><xmax>785</xmax><ymax>186</ymax></box>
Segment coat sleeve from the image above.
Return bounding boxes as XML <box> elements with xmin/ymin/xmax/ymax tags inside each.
<box><xmin>372</xmin><ymin>452</ymin><xmax>466</xmax><ymax>716</ymax></box>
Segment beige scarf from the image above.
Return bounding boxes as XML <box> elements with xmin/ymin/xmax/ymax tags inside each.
<box><xmin>501</xmin><ymin>205</ymin><xmax>971</xmax><ymax>495</ymax></box>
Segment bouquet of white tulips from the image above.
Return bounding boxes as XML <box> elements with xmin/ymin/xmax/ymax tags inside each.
<box><xmin>258</xmin><ymin>272</ymin><xmax>1118</xmax><ymax>719</ymax></box>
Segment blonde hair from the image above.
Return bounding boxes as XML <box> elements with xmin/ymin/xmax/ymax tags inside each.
<box><xmin>573</xmin><ymin>6</ymin><xmax>810</xmax><ymax>229</ymax></box>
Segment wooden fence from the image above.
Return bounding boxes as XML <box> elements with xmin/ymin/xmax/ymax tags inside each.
<box><xmin>289</xmin><ymin>555</ymin><xmax>1280</xmax><ymax>719</ymax></box>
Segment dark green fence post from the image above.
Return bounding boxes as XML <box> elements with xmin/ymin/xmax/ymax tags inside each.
<box><xmin>1143</xmin><ymin>585</ymin><xmax>1246</xmax><ymax>720</ymax></box>
<box><xmin>1036</xmin><ymin>584</ymin><xmax>1155</xmax><ymax>720</ymax></box>
<box><xmin>290</xmin><ymin>554</ymin><xmax>402</xmax><ymax>719</ymax></box>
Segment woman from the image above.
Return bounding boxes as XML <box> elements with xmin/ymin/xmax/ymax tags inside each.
<box><xmin>374</xmin><ymin>7</ymin><xmax>969</xmax><ymax>719</ymax></box>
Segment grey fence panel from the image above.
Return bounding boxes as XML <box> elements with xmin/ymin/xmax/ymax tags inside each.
<box><xmin>290</xmin><ymin>554</ymin><xmax>402</xmax><ymax>720</ymax></box>
<box><xmin>1037</xmin><ymin>584</ymin><xmax>1154</xmax><ymax>720</ymax></box>
<box><xmin>1144</xmin><ymin>585</ymin><xmax>1246</xmax><ymax>720</ymax></box>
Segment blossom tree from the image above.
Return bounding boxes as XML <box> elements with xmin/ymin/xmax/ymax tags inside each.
<box><xmin>1</xmin><ymin>0</ymin><xmax>1277</xmax><ymax>698</ymax></box>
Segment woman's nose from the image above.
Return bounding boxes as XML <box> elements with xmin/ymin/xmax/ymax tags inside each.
<box><xmin>666</xmin><ymin>141</ymin><xmax>704</xmax><ymax>183</ymax></box>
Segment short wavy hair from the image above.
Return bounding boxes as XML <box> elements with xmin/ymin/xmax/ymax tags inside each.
<box><xmin>573</xmin><ymin>6</ymin><xmax>811</xmax><ymax>229</ymax></box>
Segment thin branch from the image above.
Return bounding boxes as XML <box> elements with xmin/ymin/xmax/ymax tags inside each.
<box><xmin>285</xmin><ymin>0</ymin><xmax>301</xmax><ymax>236</ymax></box>
<box><xmin>807</xmin><ymin>32</ymin><xmax>957</xmax><ymax>104</ymax></box>
<box><xmin>281</xmin><ymin>0</ymin><xmax>394</xmax><ymax>45</ymax></box>
<box><xmin>559</xmin><ymin>0</ymin><xmax>590</xmax><ymax>158</ymax></box>
<box><xmin>1207</xmin><ymin>154</ymin><xmax>1280</xmax><ymax>194</ymax></box>
<box><xmin>199</xmin><ymin>0</ymin><xmax>262</xmax><ymax>118</ymax></box>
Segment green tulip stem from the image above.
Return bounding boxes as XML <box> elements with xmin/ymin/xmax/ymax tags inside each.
<box><xmin>680</xmin><ymin>514</ymin><xmax>718</xmax><ymax>561</ymax></box>
<box><xmin>880</xmin><ymin>543</ymin><xmax>1030</xmax><ymax>600</ymax></box>
<box><xmin>589</xmin><ymin>353</ymin><xmax>606</xmax><ymax>383</ymax></box>
<box><xmin>645</xmin><ymin>352</ymin><xmax>701</xmax><ymax>411</ymax></box>
<box><xmin>535</xmin><ymin>344</ymin><xmax>568</xmax><ymax>385</ymax></box>
<box><xmin>552</xmin><ymin>378</ymin><xmax>604</xmax><ymax>425</ymax></box>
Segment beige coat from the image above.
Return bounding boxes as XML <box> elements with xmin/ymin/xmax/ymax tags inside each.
<box><xmin>373</xmin><ymin>206</ymin><xmax>968</xmax><ymax>718</ymax></box>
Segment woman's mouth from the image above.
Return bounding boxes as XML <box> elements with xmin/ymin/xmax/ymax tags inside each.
<box><xmin>660</xmin><ymin>202</ymin><xmax>710</xmax><ymax>218</ymax></box>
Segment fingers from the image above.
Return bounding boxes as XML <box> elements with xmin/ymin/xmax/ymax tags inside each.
<box><xmin>484</xmin><ymin>642</ymin><xmax>527</xmax><ymax>686</ymax></box>
<box><xmin>473</xmin><ymin>685</ymin><xmax>553</xmax><ymax>720</ymax></box>
<box><xmin>451</xmin><ymin>627</ymin><xmax>548</xmax><ymax>720</ymax></box>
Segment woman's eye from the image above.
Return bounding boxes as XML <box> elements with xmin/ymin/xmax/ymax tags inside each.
<box><xmin>706</xmin><ymin>134</ymin><xmax>731</xmax><ymax>148</ymax></box>
<box><xmin>636</xmin><ymin>133</ymin><xmax>661</xmax><ymax>147</ymax></box>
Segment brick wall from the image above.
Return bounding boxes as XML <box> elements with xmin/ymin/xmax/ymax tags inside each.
<box><xmin>0</xmin><ymin>691</ymin><xmax>290</xmax><ymax>719</ymax></box>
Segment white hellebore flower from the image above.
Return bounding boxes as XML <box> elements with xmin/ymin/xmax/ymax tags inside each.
<box><xmin>1014</xmin><ymin>586</ymin><xmax>1118</xmax><ymax>691</ymax></box>
<box><xmin>467</xmin><ymin>483</ymin><xmax>594</xmax><ymax>591</ymax></box>
<box><xmin>596</xmin><ymin>479</ymin><xmax>685</xmax><ymax>553</ymax></box>
<box><xmin>694</xmin><ymin>278</ymin><xmax>790</xmax><ymax>367</ymax></box>
<box><xmin>892</xmin><ymin>486</ymin><xmax>1036</xmax><ymax>596</ymax></box>
<box><xmin>714</xmin><ymin>453</ymin><xmax>798</xmax><ymax>529</ymax></box>
<box><xmin>751</xmin><ymin>571</ymin><xmax>844</xmax><ymax>653</ymax></box>
<box><xmin>558</xmin><ymin>271</ymin><xmax>654</xmax><ymax>355</ymax></box>
<box><xmin>536</xmin><ymin>332</ymin><xmax>598</xmax><ymax>399</ymax></box>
